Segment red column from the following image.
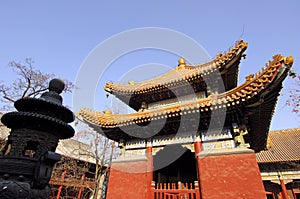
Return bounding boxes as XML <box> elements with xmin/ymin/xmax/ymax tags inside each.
<box><xmin>279</xmin><ymin>172</ymin><xmax>289</xmax><ymax>199</ymax></box>
<box><xmin>194</xmin><ymin>136</ymin><xmax>202</xmax><ymax>155</ymax></box>
<box><xmin>56</xmin><ymin>170</ymin><xmax>66</xmax><ymax>199</ymax></box>
<box><xmin>77</xmin><ymin>174</ymin><xmax>85</xmax><ymax>199</ymax></box>
<box><xmin>194</xmin><ymin>135</ymin><xmax>202</xmax><ymax>175</ymax></box>
<box><xmin>194</xmin><ymin>135</ymin><xmax>202</xmax><ymax>199</ymax></box>
<box><xmin>146</xmin><ymin>140</ymin><xmax>153</xmax><ymax>199</ymax></box>
<box><xmin>194</xmin><ymin>181</ymin><xmax>201</xmax><ymax>199</ymax></box>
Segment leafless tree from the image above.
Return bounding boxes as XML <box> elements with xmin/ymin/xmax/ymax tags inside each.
<box><xmin>286</xmin><ymin>71</ymin><xmax>300</xmax><ymax>116</ymax></box>
<box><xmin>50</xmin><ymin>156</ymin><xmax>93</xmax><ymax>198</ymax></box>
<box><xmin>73</xmin><ymin>127</ymin><xmax>117</xmax><ymax>199</ymax></box>
<box><xmin>0</xmin><ymin>58</ymin><xmax>74</xmax><ymax>111</ymax></box>
<box><xmin>50</xmin><ymin>122</ymin><xmax>118</xmax><ymax>199</ymax></box>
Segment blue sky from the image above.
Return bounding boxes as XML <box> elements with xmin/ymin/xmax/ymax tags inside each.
<box><xmin>0</xmin><ymin>0</ymin><xmax>299</xmax><ymax>130</ymax></box>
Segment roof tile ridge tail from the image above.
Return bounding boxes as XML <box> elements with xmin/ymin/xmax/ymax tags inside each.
<box><xmin>80</xmin><ymin>54</ymin><xmax>293</xmax><ymax>128</ymax></box>
<box><xmin>104</xmin><ymin>40</ymin><xmax>248</xmax><ymax>94</ymax></box>
<box><xmin>221</xmin><ymin>54</ymin><xmax>293</xmax><ymax>101</ymax></box>
<box><xmin>186</xmin><ymin>40</ymin><xmax>248</xmax><ymax>68</ymax></box>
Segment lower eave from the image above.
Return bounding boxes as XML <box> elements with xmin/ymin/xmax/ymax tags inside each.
<box><xmin>100</xmin><ymin>90</ymin><xmax>278</xmax><ymax>152</ymax></box>
<box><xmin>99</xmin><ymin>78</ymin><xmax>285</xmax><ymax>152</ymax></box>
<box><xmin>258</xmin><ymin>160</ymin><xmax>300</xmax><ymax>171</ymax></box>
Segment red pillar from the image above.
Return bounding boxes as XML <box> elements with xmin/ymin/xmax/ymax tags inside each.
<box><xmin>279</xmin><ymin>172</ymin><xmax>289</xmax><ymax>199</ymax></box>
<box><xmin>194</xmin><ymin>137</ymin><xmax>203</xmax><ymax>155</ymax></box>
<box><xmin>56</xmin><ymin>170</ymin><xmax>66</xmax><ymax>199</ymax></box>
<box><xmin>194</xmin><ymin>181</ymin><xmax>201</xmax><ymax>199</ymax></box>
<box><xmin>77</xmin><ymin>174</ymin><xmax>85</xmax><ymax>199</ymax></box>
<box><xmin>146</xmin><ymin>140</ymin><xmax>153</xmax><ymax>199</ymax></box>
<box><xmin>194</xmin><ymin>136</ymin><xmax>203</xmax><ymax>171</ymax></box>
<box><xmin>194</xmin><ymin>135</ymin><xmax>202</xmax><ymax>199</ymax></box>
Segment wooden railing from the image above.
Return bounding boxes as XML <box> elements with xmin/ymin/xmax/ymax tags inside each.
<box><xmin>152</xmin><ymin>181</ymin><xmax>200</xmax><ymax>199</ymax></box>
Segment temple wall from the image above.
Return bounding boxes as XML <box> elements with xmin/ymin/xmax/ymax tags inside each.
<box><xmin>106</xmin><ymin>156</ymin><xmax>149</xmax><ymax>199</ymax></box>
<box><xmin>197</xmin><ymin>148</ymin><xmax>266</xmax><ymax>199</ymax></box>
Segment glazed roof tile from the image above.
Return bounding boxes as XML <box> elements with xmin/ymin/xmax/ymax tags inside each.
<box><xmin>80</xmin><ymin>54</ymin><xmax>293</xmax><ymax>129</ymax></box>
<box><xmin>104</xmin><ymin>40</ymin><xmax>248</xmax><ymax>95</ymax></box>
<box><xmin>256</xmin><ymin>128</ymin><xmax>300</xmax><ymax>163</ymax></box>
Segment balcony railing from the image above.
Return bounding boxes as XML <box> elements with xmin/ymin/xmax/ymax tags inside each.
<box><xmin>152</xmin><ymin>181</ymin><xmax>200</xmax><ymax>199</ymax></box>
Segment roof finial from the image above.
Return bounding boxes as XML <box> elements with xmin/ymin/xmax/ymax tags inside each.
<box><xmin>178</xmin><ymin>57</ymin><xmax>186</xmax><ymax>68</ymax></box>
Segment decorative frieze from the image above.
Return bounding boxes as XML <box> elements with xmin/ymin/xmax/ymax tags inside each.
<box><xmin>122</xmin><ymin>148</ymin><xmax>146</xmax><ymax>157</ymax></box>
<box><xmin>202</xmin><ymin>140</ymin><xmax>235</xmax><ymax>151</ymax></box>
<box><xmin>124</xmin><ymin>128</ymin><xmax>237</xmax><ymax>151</ymax></box>
<box><xmin>152</xmin><ymin>135</ymin><xmax>194</xmax><ymax>147</ymax></box>
<box><xmin>202</xmin><ymin>128</ymin><xmax>232</xmax><ymax>141</ymax></box>
<box><xmin>202</xmin><ymin>128</ymin><xmax>235</xmax><ymax>150</ymax></box>
<box><xmin>124</xmin><ymin>135</ymin><xmax>196</xmax><ymax>150</ymax></box>
<box><xmin>125</xmin><ymin>140</ymin><xmax>146</xmax><ymax>149</ymax></box>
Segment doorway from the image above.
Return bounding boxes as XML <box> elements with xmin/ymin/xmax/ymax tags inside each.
<box><xmin>153</xmin><ymin>144</ymin><xmax>197</xmax><ymax>184</ymax></box>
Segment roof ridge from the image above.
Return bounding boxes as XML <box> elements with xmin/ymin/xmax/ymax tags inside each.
<box><xmin>270</xmin><ymin>127</ymin><xmax>300</xmax><ymax>133</ymax></box>
<box><xmin>104</xmin><ymin>40</ymin><xmax>248</xmax><ymax>94</ymax></box>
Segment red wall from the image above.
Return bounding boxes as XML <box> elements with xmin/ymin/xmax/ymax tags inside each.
<box><xmin>107</xmin><ymin>149</ymin><xmax>266</xmax><ymax>199</ymax></box>
<box><xmin>106</xmin><ymin>159</ymin><xmax>148</xmax><ymax>199</ymax></box>
<box><xmin>198</xmin><ymin>150</ymin><xmax>266</xmax><ymax>199</ymax></box>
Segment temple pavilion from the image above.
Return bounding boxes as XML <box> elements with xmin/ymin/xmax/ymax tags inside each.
<box><xmin>79</xmin><ymin>40</ymin><xmax>294</xmax><ymax>199</ymax></box>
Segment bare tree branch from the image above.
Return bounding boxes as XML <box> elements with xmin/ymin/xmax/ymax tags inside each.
<box><xmin>72</xmin><ymin>127</ymin><xmax>118</xmax><ymax>198</ymax></box>
<box><xmin>21</xmin><ymin>77</ymin><xmax>31</xmax><ymax>98</ymax></box>
<box><xmin>26</xmin><ymin>88</ymin><xmax>48</xmax><ymax>98</ymax></box>
<box><xmin>286</xmin><ymin>74</ymin><xmax>300</xmax><ymax>116</ymax></box>
<box><xmin>0</xmin><ymin>58</ymin><xmax>75</xmax><ymax>111</ymax></box>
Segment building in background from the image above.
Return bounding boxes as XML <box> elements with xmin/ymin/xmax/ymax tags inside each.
<box><xmin>49</xmin><ymin>138</ymin><xmax>97</xmax><ymax>199</ymax></box>
<box><xmin>257</xmin><ymin>128</ymin><xmax>300</xmax><ymax>199</ymax></box>
<box><xmin>0</xmin><ymin>113</ymin><xmax>9</xmax><ymax>146</ymax></box>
